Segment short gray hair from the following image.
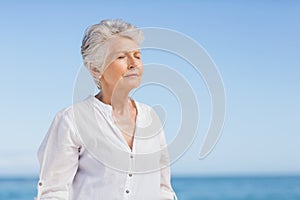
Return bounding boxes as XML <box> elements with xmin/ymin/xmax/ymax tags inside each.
<box><xmin>81</xmin><ymin>19</ymin><xmax>144</xmax><ymax>89</ymax></box>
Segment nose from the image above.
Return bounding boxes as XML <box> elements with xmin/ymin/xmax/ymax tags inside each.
<box><xmin>127</xmin><ymin>55</ymin><xmax>139</xmax><ymax>69</ymax></box>
<box><xmin>128</xmin><ymin>64</ymin><xmax>135</xmax><ymax>69</ymax></box>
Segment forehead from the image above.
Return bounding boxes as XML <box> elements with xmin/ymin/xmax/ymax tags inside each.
<box><xmin>107</xmin><ymin>36</ymin><xmax>140</xmax><ymax>54</ymax></box>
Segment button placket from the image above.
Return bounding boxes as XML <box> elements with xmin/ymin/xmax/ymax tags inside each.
<box><xmin>129</xmin><ymin>154</ymin><xmax>134</xmax><ymax>177</ymax></box>
<box><xmin>123</xmin><ymin>153</ymin><xmax>134</xmax><ymax>199</ymax></box>
<box><xmin>36</xmin><ymin>180</ymin><xmax>44</xmax><ymax>200</ymax></box>
<box><xmin>123</xmin><ymin>178</ymin><xmax>131</xmax><ymax>200</ymax></box>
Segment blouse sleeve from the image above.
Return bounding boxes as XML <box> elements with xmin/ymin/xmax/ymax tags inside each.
<box><xmin>35</xmin><ymin>109</ymin><xmax>82</xmax><ymax>200</ymax></box>
<box><xmin>159</xmin><ymin>128</ymin><xmax>177</xmax><ymax>200</ymax></box>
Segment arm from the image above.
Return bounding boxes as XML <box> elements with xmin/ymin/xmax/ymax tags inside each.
<box><xmin>159</xmin><ymin>128</ymin><xmax>177</xmax><ymax>200</ymax></box>
<box><xmin>35</xmin><ymin>109</ymin><xmax>81</xmax><ymax>200</ymax></box>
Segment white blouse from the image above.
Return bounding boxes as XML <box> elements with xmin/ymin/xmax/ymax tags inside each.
<box><xmin>35</xmin><ymin>95</ymin><xmax>177</xmax><ymax>200</ymax></box>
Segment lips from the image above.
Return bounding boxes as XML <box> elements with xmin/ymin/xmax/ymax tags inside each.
<box><xmin>124</xmin><ymin>73</ymin><xmax>139</xmax><ymax>77</ymax></box>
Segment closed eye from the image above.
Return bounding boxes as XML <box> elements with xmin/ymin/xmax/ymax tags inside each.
<box><xmin>134</xmin><ymin>53</ymin><xmax>141</xmax><ymax>59</ymax></box>
<box><xmin>117</xmin><ymin>55</ymin><xmax>126</xmax><ymax>59</ymax></box>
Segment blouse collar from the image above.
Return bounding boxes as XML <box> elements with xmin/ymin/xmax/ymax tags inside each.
<box><xmin>87</xmin><ymin>95</ymin><xmax>141</xmax><ymax>123</ymax></box>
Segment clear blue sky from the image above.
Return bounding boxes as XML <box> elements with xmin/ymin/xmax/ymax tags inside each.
<box><xmin>0</xmin><ymin>1</ymin><xmax>300</xmax><ymax>176</ymax></box>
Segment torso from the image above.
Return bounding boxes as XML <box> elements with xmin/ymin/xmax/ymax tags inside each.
<box><xmin>113</xmin><ymin>99</ymin><xmax>137</xmax><ymax>151</ymax></box>
<box><xmin>95</xmin><ymin>93</ymin><xmax>138</xmax><ymax>150</ymax></box>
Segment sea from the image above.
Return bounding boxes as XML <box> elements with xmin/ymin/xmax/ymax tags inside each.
<box><xmin>0</xmin><ymin>176</ymin><xmax>299</xmax><ymax>200</ymax></box>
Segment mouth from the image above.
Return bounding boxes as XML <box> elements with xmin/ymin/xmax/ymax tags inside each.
<box><xmin>124</xmin><ymin>73</ymin><xmax>139</xmax><ymax>77</ymax></box>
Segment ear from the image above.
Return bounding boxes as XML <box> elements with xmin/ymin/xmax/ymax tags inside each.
<box><xmin>88</xmin><ymin>63</ymin><xmax>102</xmax><ymax>78</ymax></box>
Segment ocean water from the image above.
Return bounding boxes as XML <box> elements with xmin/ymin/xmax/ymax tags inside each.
<box><xmin>172</xmin><ymin>176</ymin><xmax>300</xmax><ymax>200</ymax></box>
<box><xmin>0</xmin><ymin>176</ymin><xmax>300</xmax><ymax>200</ymax></box>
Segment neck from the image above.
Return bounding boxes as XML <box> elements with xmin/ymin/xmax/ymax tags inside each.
<box><xmin>97</xmin><ymin>87</ymin><xmax>132</xmax><ymax>115</ymax></box>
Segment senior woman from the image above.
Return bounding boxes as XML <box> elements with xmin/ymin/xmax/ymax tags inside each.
<box><xmin>35</xmin><ymin>19</ymin><xmax>177</xmax><ymax>200</ymax></box>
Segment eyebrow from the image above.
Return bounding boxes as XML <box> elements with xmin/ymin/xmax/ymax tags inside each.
<box><xmin>115</xmin><ymin>50</ymin><xmax>141</xmax><ymax>54</ymax></box>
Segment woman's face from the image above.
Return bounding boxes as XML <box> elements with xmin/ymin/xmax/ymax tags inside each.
<box><xmin>101</xmin><ymin>36</ymin><xmax>143</xmax><ymax>91</ymax></box>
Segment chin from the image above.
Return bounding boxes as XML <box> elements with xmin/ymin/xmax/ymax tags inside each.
<box><xmin>128</xmin><ymin>79</ymin><xmax>141</xmax><ymax>87</ymax></box>
<box><xmin>129</xmin><ymin>83</ymin><xmax>140</xmax><ymax>89</ymax></box>
<box><xmin>119</xmin><ymin>78</ymin><xmax>142</xmax><ymax>90</ymax></box>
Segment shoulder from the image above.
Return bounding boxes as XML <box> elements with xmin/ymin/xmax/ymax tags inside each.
<box><xmin>54</xmin><ymin>96</ymin><xmax>94</xmax><ymax>119</ymax></box>
<box><xmin>135</xmin><ymin>100</ymin><xmax>160</xmax><ymax>118</ymax></box>
<box><xmin>135</xmin><ymin>101</ymin><xmax>152</xmax><ymax>112</ymax></box>
<box><xmin>49</xmin><ymin>96</ymin><xmax>94</xmax><ymax>132</ymax></box>
<box><xmin>55</xmin><ymin>106</ymin><xmax>73</xmax><ymax>120</ymax></box>
<box><xmin>133</xmin><ymin>100</ymin><xmax>164</xmax><ymax>129</ymax></box>
<box><xmin>133</xmin><ymin>100</ymin><xmax>154</xmax><ymax>120</ymax></box>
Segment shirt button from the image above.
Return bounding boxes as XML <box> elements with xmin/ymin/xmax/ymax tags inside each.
<box><xmin>126</xmin><ymin>189</ymin><xmax>130</xmax><ymax>194</ymax></box>
<box><xmin>38</xmin><ymin>182</ymin><xmax>43</xmax><ymax>186</ymax></box>
<box><xmin>129</xmin><ymin>173</ymin><xmax>132</xmax><ymax>177</ymax></box>
<box><xmin>130</xmin><ymin>155</ymin><xmax>133</xmax><ymax>159</ymax></box>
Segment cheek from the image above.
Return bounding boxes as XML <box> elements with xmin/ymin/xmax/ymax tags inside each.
<box><xmin>106</xmin><ymin>62</ymin><xmax>126</xmax><ymax>80</ymax></box>
<box><xmin>140</xmin><ymin>64</ymin><xmax>144</xmax><ymax>75</ymax></box>
<box><xmin>103</xmin><ymin>63</ymin><xmax>126</xmax><ymax>84</ymax></box>
<box><xmin>113</xmin><ymin>64</ymin><xmax>125</xmax><ymax>75</ymax></box>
